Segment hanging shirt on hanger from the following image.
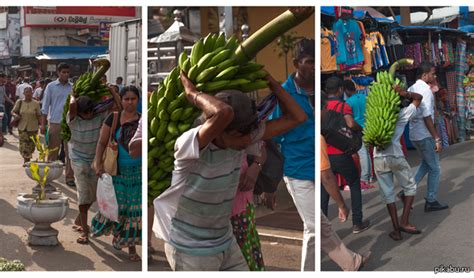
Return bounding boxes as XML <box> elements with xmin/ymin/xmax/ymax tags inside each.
<box><xmin>357</xmin><ymin>21</ymin><xmax>372</xmax><ymax>75</ymax></box>
<box><xmin>321</xmin><ymin>27</ymin><xmax>337</xmax><ymax>73</ymax></box>
<box><xmin>333</xmin><ymin>18</ymin><xmax>364</xmax><ymax>67</ymax></box>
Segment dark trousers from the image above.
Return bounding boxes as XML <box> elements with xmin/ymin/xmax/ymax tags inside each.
<box><xmin>321</xmin><ymin>153</ymin><xmax>363</xmax><ymax>225</ymax></box>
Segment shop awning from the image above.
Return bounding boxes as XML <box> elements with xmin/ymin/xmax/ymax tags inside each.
<box><xmin>35</xmin><ymin>46</ymin><xmax>108</xmax><ymax>60</ymax></box>
<box><xmin>392</xmin><ymin>25</ymin><xmax>468</xmax><ymax>35</ymax></box>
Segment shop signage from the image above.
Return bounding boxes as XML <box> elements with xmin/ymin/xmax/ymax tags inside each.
<box><xmin>22</xmin><ymin>6</ymin><xmax>136</xmax><ymax>28</ymax></box>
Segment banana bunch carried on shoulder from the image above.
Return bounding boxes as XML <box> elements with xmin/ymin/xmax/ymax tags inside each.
<box><xmin>363</xmin><ymin>58</ymin><xmax>414</xmax><ymax>149</ymax></box>
<box><xmin>61</xmin><ymin>59</ymin><xmax>111</xmax><ymax>141</ymax></box>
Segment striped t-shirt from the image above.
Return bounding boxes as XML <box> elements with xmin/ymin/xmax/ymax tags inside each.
<box><xmin>67</xmin><ymin>111</ymin><xmax>107</xmax><ymax>163</ymax></box>
<box><xmin>159</xmin><ymin>125</ymin><xmax>263</xmax><ymax>256</ymax></box>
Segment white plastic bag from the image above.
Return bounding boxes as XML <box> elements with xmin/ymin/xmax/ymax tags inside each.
<box><xmin>96</xmin><ymin>173</ymin><xmax>119</xmax><ymax>222</ymax></box>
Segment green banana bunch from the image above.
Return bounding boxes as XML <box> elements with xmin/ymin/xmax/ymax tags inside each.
<box><xmin>363</xmin><ymin>59</ymin><xmax>414</xmax><ymax>149</ymax></box>
<box><xmin>60</xmin><ymin>58</ymin><xmax>111</xmax><ymax>141</ymax></box>
<box><xmin>148</xmin><ymin>32</ymin><xmax>271</xmax><ymax>202</ymax></box>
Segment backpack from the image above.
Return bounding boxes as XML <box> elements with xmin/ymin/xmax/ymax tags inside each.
<box><xmin>321</xmin><ymin>101</ymin><xmax>362</xmax><ymax>154</ymax></box>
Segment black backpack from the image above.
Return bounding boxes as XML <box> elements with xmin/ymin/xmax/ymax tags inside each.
<box><xmin>321</xmin><ymin>101</ymin><xmax>362</xmax><ymax>154</ymax></box>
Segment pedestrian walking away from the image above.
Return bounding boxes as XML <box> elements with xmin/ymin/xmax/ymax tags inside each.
<box><xmin>321</xmin><ymin>76</ymin><xmax>370</xmax><ymax>234</ymax></box>
<box><xmin>374</xmin><ymin>85</ymin><xmax>424</xmax><ymax>241</ymax></box>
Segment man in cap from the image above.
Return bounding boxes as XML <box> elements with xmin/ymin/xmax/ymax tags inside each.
<box><xmin>154</xmin><ymin>70</ymin><xmax>307</xmax><ymax>271</ymax></box>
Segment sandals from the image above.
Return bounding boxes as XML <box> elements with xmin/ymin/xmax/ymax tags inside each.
<box><xmin>76</xmin><ymin>234</ymin><xmax>89</xmax><ymax>244</ymax></box>
<box><xmin>399</xmin><ymin>226</ymin><xmax>422</xmax><ymax>234</ymax></box>
<box><xmin>129</xmin><ymin>253</ymin><xmax>141</xmax><ymax>262</ymax></box>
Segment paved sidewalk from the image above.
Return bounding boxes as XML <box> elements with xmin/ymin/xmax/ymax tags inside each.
<box><xmin>0</xmin><ymin>132</ymin><xmax>141</xmax><ymax>271</ymax></box>
<box><xmin>321</xmin><ymin>140</ymin><xmax>474</xmax><ymax>271</ymax></box>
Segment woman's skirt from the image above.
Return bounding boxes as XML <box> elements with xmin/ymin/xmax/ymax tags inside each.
<box><xmin>231</xmin><ymin>202</ymin><xmax>264</xmax><ymax>271</ymax></box>
<box><xmin>92</xmin><ymin>164</ymin><xmax>142</xmax><ymax>250</ymax></box>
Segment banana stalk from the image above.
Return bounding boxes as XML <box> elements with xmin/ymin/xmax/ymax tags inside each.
<box><xmin>388</xmin><ymin>58</ymin><xmax>414</xmax><ymax>78</ymax></box>
<box><xmin>233</xmin><ymin>7</ymin><xmax>314</xmax><ymax>65</ymax></box>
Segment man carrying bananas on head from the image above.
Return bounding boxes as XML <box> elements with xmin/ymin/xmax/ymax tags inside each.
<box><xmin>153</xmin><ymin>69</ymin><xmax>307</xmax><ymax>271</ymax></box>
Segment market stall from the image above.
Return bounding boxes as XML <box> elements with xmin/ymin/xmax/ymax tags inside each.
<box><xmin>321</xmin><ymin>6</ymin><xmax>473</xmax><ymax>145</ymax></box>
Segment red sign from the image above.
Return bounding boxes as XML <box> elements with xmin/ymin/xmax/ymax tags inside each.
<box><xmin>22</xmin><ymin>6</ymin><xmax>137</xmax><ymax>28</ymax></box>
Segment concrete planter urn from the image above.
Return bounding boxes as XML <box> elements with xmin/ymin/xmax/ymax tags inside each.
<box><xmin>24</xmin><ymin>161</ymin><xmax>63</xmax><ymax>193</ymax></box>
<box><xmin>17</xmin><ymin>192</ymin><xmax>69</xmax><ymax>246</ymax></box>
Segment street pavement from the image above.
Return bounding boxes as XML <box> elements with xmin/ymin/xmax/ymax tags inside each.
<box><xmin>0</xmin><ymin>132</ymin><xmax>141</xmax><ymax>271</ymax></box>
<box><xmin>321</xmin><ymin>140</ymin><xmax>474</xmax><ymax>271</ymax></box>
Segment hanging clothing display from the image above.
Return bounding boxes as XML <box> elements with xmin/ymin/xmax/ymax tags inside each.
<box><xmin>333</xmin><ymin>18</ymin><xmax>364</xmax><ymax>67</ymax></box>
<box><xmin>321</xmin><ymin>27</ymin><xmax>337</xmax><ymax>73</ymax></box>
<box><xmin>404</xmin><ymin>43</ymin><xmax>423</xmax><ymax>69</ymax></box>
<box><xmin>455</xmin><ymin>39</ymin><xmax>468</xmax><ymax>141</ymax></box>
<box><xmin>445</xmin><ymin>70</ymin><xmax>457</xmax><ymax>108</ymax></box>
<box><xmin>356</xmin><ymin>21</ymin><xmax>372</xmax><ymax>74</ymax></box>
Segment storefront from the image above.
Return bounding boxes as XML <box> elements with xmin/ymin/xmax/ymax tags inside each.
<box><xmin>321</xmin><ymin>6</ymin><xmax>473</xmax><ymax>146</ymax></box>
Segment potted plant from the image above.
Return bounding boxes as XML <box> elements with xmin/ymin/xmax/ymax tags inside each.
<box><xmin>17</xmin><ymin>136</ymin><xmax>69</xmax><ymax>246</ymax></box>
<box><xmin>24</xmin><ymin>135</ymin><xmax>63</xmax><ymax>193</ymax></box>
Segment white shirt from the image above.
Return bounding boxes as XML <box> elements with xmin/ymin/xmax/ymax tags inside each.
<box><xmin>153</xmin><ymin>124</ymin><xmax>264</xmax><ymax>243</ymax></box>
<box><xmin>33</xmin><ymin>87</ymin><xmax>43</xmax><ymax>104</ymax></box>
<box><xmin>375</xmin><ymin>104</ymin><xmax>417</xmax><ymax>158</ymax></box>
<box><xmin>16</xmin><ymin>83</ymin><xmax>30</xmax><ymax>100</ymax></box>
<box><xmin>408</xmin><ymin>80</ymin><xmax>434</xmax><ymax>141</ymax></box>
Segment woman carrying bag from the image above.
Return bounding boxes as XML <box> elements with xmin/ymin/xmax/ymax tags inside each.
<box><xmin>92</xmin><ymin>86</ymin><xmax>142</xmax><ymax>262</ymax></box>
<box><xmin>11</xmin><ymin>86</ymin><xmax>40</xmax><ymax>163</ymax></box>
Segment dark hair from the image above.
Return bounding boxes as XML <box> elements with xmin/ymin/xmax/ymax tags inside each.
<box><xmin>325</xmin><ymin>76</ymin><xmax>342</xmax><ymax>94</ymax></box>
<box><xmin>76</xmin><ymin>96</ymin><xmax>94</xmax><ymax>114</ymax></box>
<box><xmin>342</xmin><ymin>79</ymin><xmax>356</xmax><ymax>92</ymax></box>
<box><xmin>116</xmin><ymin>76</ymin><xmax>123</xmax><ymax>81</ymax></box>
<box><xmin>39</xmin><ymin>79</ymin><xmax>45</xmax><ymax>85</ymax></box>
<box><xmin>0</xmin><ymin>72</ymin><xmax>5</xmax><ymax>78</ymax></box>
<box><xmin>293</xmin><ymin>38</ymin><xmax>315</xmax><ymax>61</ymax></box>
<box><xmin>120</xmin><ymin>85</ymin><xmax>140</xmax><ymax>99</ymax></box>
<box><xmin>416</xmin><ymin>62</ymin><xmax>434</xmax><ymax>79</ymax></box>
<box><xmin>57</xmin><ymin>63</ymin><xmax>70</xmax><ymax>72</ymax></box>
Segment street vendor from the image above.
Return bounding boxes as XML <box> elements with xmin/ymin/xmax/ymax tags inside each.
<box><xmin>374</xmin><ymin>86</ymin><xmax>424</xmax><ymax>241</ymax></box>
<box><xmin>67</xmin><ymin>87</ymin><xmax>121</xmax><ymax>245</ymax></box>
<box><xmin>154</xmin><ymin>70</ymin><xmax>307</xmax><ymax>271</ymax></box>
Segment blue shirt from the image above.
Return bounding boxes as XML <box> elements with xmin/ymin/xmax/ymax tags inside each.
<box><xmin>333</xmin><ymin>18</ymin><xmax>364</xmax><ymax>66</ymax></box>
<box><xmin>346</xmin><ymin>93</ymin><xmax>367</xmax><ymax>128</ymax></box>
<box><xmin>269</xmin><ymin>74</ymin><xmax>314</xmax><ymax>181</ymax></box>
<box><xmin>41</xmin><ymin>79</ymin><xmax>72</xmax><ymax>124</ymax></box>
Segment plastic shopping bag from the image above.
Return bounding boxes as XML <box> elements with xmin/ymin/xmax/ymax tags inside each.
<box><xmin>96</xmin><ymin>173</ymin><xmax>119</xmax><ymax>222</ymax></box>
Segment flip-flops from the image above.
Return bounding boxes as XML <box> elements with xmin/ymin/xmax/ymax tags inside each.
<box><xmin>76</xmin><ymin>234</ymin><xmax>89</xmax><ymax>244</ymax></box>
<box><xmin>399</xmin><ymin>226</ymin><xmax>422</xmax><ymax>234</ymax></box>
